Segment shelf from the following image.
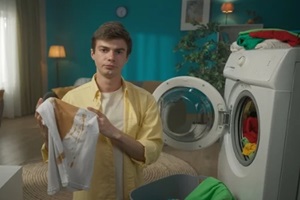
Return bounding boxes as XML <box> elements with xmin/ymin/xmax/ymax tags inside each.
<box><xmin>218</xmin><ymin>24</ymin><xmax>264</xmax><ymax>43</ymax></box>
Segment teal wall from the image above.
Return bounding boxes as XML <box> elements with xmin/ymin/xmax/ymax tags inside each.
<box><xmin>46</xmin><ymin>0</ymin><xmax>300</xmax><ymax>89</ymax></box>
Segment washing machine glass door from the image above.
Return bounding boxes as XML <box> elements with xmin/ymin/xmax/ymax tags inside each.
<box><xmin>153</xmin><ymin>76</ymin><xmax>227</xmax><ymax>151</ymax></box>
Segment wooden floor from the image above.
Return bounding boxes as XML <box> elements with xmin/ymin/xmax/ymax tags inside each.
<box><xmin>0</xmin><ymin>115</ymin><xmax>44</xmax><ymax>165</ymax></box>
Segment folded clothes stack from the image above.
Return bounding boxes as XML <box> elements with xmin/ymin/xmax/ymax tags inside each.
<box><xmin>230</xmin><ymin>28</ymin><xmax>300</xmax><ymax>51</ymax></box>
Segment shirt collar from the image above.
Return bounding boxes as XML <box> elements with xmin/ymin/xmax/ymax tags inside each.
<box><xmin>91</xmin><ymin>74</ymin><xmax>129</xmax><ymax>99</ymax></box>
<box><xmin>91</xmin><ymin>74</ymin><xmax>100</xmax><ymax>100</ymax></box>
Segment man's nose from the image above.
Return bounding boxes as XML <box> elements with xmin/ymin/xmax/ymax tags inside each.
<box><xmin>107</xmin><ymin>50</ymin><xmax>116</xmax><ymax>60</ymax></box>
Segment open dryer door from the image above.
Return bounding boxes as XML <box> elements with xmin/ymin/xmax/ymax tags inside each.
<box><xmin>153</xmin><ymin>76</ymin><xmax>228</xmax><ymax>151</ymax></box>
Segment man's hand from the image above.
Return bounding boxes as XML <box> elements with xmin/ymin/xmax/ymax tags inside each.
<box><xmin>87</xmin><ymin>107</ymin><xmax>121</xmax><ymax>140</ymax></box>
<box><xmin>87</xmin><ymin>106</ymin><xmax>145</xmax><ymax>162</ymax></box>
<box><xmin>35</xmin><ymin>98</ymin><xmax>49</xmax><ymax>148</ymax></box>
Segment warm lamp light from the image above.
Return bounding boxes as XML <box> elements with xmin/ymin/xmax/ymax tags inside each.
<box><xmin>48</xmin><ymin>45</ymin><xmax>66</xmax><ymax>58</ymax></box>
<box><xmin>221</xmin><ymin>2</ymin><xmax>234</xmax><ymax>24</ymax></box>
<box><xmin>221</xmin><ymin>2</ymin><xmax>234</xmax><ymax>13</ymax></box>
<box><xmin>48</xmin><ymin>45</ymin><xmax>66</xmax><ymax>86</ymax></box>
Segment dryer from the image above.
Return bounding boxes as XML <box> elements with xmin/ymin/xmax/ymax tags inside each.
<box><xmin>153</xmin><ymin>47</ymin><xmax>300</xmax><ymax>200</ymax></box>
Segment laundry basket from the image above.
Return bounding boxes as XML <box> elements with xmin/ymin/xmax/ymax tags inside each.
<box><xmin>130</xmin><ymin>174</ymin><xmax>206</xmax><ymax>200</ymax></box>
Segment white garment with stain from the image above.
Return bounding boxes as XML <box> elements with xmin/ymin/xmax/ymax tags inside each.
<box><xmin>36</xmin><ymin>98</ymin><xmax>99</xmax><ymax>195</ymax></box>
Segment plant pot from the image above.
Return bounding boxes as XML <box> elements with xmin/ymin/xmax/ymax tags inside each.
<box><xmin>0</xmin><ymin>90</ymin><xmax>4</xmax><ymax>127</ymax></box>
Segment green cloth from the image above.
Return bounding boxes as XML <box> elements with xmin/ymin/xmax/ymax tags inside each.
<box><xmin>236</xmin><ymin>32</ymin><xmax>264</xmax><ymax>50</ymax></box>
<box><xmin>185</xmin><ymin>177</ymin><xmax>235</xmax><ymax>200</ymax></box>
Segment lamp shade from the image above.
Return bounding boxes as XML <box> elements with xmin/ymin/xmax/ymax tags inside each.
<box><xmin>48</xmin><ymin>45</ymin><xmax>66</xmax><ymax>58</ymax></box>
<box><xmin>221</xmin><ymin>2</ymin><xmax>234</xmax><ymax>13</ymax></box>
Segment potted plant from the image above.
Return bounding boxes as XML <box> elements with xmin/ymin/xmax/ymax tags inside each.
<box><xmin>246</xmin><ymin>10</ymin><xmax>262</xmax><ymax>24</ymax></box>
<box><xmin>174</xmin><ymin>22</ymin><xmax>231</xmax><ymax>94</ymax></box>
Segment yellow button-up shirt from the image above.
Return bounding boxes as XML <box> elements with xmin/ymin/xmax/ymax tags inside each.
<box><xmin>42</xmin><ymin>76</ymin><xmax>163</xmax><ymax>200</ymax></box>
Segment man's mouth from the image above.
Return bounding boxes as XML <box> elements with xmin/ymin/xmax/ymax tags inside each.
<box><xmin>105</xmin><ymin>64</ymin><xmax>115</xmax><ymax>69</ymax></box>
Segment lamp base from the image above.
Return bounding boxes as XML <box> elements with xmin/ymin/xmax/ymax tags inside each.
<box><xmin>55</xmin><ymin>59</ymin><xmax>60</xmax><ymax>87</ymax></box>
<box><xmin>225</xmin><ymin>14</ymin><xmax>228</xmax><ymax>24</ymax></box>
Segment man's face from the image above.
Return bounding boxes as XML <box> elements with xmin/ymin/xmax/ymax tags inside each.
<box><xmin>91</xmin><ymin>39</ymin><xmax>129</xmax><ymax>78</ymax></box>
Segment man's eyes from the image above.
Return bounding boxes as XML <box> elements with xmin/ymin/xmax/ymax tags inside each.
<box><xmin>115</xmin><ymin>50</ymin><xmax>124</xmax><ymax>54</ymax></box>
<box><xmin>99</xmin><ymin>48</ymin><xmax>109</xmax><ymax>53</ymax></box>
<box><xmin>98</xmin><ymin>48</ymin><xmax>124</xmax><ymax>54</ymax></box>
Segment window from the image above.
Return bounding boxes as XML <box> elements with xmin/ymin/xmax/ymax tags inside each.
<box><xmin>0</xmin><ymin>0</ymin><xmax>21</xmax><ymax>117</ymax></box>
<box><xmin>0</xmin><ymin>13</ymin><xmax>8</xmax><ymax>89</ymax></box>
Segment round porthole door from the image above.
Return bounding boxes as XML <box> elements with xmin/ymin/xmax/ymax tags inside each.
<box><xmin>153</xmin><ymin>76</ymin><xmax>228</xmax><ymax>150</ymax></box>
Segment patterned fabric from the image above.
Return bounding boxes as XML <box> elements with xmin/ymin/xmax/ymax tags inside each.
<box><xmin>37</xmin><ymin>98</ymin><xmax>99</xmax><ymax>195</ymax></box>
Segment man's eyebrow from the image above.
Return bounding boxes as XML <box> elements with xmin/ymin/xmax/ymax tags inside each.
<box><xmin>115</xmin><ymin>48</ymin><xmax>126</xmax><ymax>51</ymax></box>
<box><xmin>97</xmin><ymin>46</ymin><xmax>125</xmax><ymax>51</ymax></box>
<box><xmin>97</xmin><ymin>45</ymin><xmax>108</xmax><ymax>49</ymax></box>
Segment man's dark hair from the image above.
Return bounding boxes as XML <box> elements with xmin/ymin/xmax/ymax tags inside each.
<box><xmin>91</xmin><ymin>21</ymin><xmax>132</xmax><ymax>56</ymax></box>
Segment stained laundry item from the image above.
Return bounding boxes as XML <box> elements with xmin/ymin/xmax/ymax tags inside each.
<box><xmin>36</xmin><ymin>97</ymin><xmax>99</xmax><ymax>195</ymax></box>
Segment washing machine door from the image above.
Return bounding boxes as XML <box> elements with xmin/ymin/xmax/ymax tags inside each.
<box><xmin>153</xmin><ymin>76</ymin><xmax>227</xmax><ymax>151</ymax></box>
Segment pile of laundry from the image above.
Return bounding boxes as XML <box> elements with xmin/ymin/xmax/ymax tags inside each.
<box><xmin>242</xmin><ymin>111</ymin><xmax>258</xmax><ymax>157</ymax></box>
<box><xmin>230</xmin><ymin>28</ymin><xmax>300</xmax><ymax>52</ymax></box>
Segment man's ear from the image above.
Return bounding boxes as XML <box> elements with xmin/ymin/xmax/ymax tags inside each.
<box><xmin>125</xmin><ymin>55</ymin><xmax>129</xmax><ymax>63</ymax></box>
<box><xmin>91</xmin><ymin>49</ymin><xmax>95</xmax><ymax>59</ymax></box>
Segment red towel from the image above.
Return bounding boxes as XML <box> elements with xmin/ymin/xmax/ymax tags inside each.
<box><xmin>249</xmin><ymin>30</ymin><xmax>300</xmax><ymax>46</ymax></box>
<box><xmin>243</xmin><ymin>116</ymin><xmax>258</xmax><ymax>143</ymax></box>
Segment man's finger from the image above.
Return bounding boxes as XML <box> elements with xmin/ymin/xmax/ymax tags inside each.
<box><xmin>36</xmin><ymin>98</ymin><xmax>43</xmax><ymax>109</ymax></box>
<box><xmin>87</xmin><ymin>107</ymin><xmax>102</xmax><ymax>116</ymax></box>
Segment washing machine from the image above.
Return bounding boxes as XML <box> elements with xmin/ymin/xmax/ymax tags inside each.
<box><xmin>152</xmin><ymin>47</ymin><xmax>300</xmax><ymax>200</ymax></box>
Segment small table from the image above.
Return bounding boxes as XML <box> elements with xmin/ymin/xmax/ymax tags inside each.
<box><xmin>0</xmin><ymin>90</ymin><xmax>4</xmax><ymax>126</ymax></box>
<box><xmin>0</xmin><ymin>165</ymin><xmax>23</xmax><ymax>200</ymax></box>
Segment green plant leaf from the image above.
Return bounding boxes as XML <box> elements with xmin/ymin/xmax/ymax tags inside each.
<box><xmin>174</xmin><ymin>22</ymin><xmax>231</xmax><ymax>92</ymax></box>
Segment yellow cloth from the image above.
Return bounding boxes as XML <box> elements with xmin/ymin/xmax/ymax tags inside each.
<box><xmin>41</xmin><ymin>75</ymin><xmax>163</xmax><ymax>200</ymax></box>
<box><xmin>242</xmin><ymin>143</ymin><xmax>257</xmax><ymax>156</ymax></box>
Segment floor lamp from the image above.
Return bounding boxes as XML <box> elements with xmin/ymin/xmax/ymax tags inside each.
<box><xmin>221</xmin><ymin>2</ymin><xmax>234</xmax><ymax>24</ymax></box>
<box><xmin>48</xmin><ymin>45</ymin><xmax>66</xmax><ymax>87</ymax></box>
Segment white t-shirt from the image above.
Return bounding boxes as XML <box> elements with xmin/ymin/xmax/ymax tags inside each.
<box><xmin>101</xmin><ymin>87</ymin><xmax>124</xmax><ymax>200</ymax></box>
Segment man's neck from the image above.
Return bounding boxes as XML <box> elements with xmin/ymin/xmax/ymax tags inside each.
<box><xmin>95</xmin><ymin>74</ymin><xmax>122</xmax><ymax>93</ymax></box>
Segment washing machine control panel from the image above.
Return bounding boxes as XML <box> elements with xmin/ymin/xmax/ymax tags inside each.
<box><xmin>237</xmin><ymin>56</ymin><xmax>246</xmax><ymax>66</ymax></box>
<box><xmin>223</xmin><ymin>49</ymin><xmax>295</xmax><ymax>89</ymax></box>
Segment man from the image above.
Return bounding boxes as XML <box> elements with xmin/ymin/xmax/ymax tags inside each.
<box><xmin>36</xmin><ymin>21</ymin><xmax>163</xmax><ymax>200</ymax></box>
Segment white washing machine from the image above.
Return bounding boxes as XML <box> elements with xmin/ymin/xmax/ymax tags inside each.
<box><xmin>153</xmin><ymin>47</ymin><xmax>300</xmax><ymax>200</ymax></box>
